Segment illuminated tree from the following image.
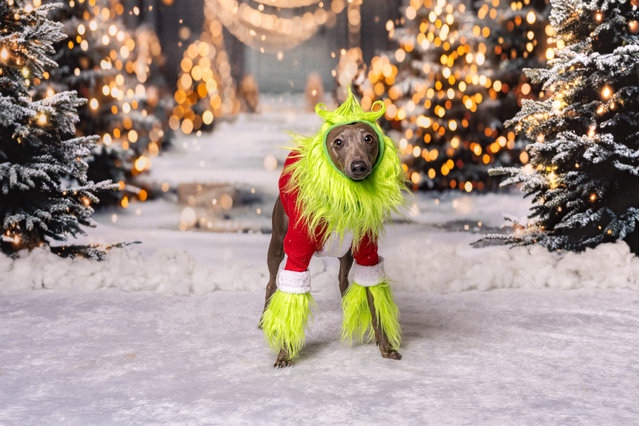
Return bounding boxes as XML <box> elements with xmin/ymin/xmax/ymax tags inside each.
<box><xmin>492</xmin><ymin>0</ymin><xmax>639</xmax><ymax>253</ymax></box>
<box><xmin>171</xmin><ymin>6</ymin><xmax>239</xmax><ymax>134</ymax></box>
<box><xmin>360</xmin><ymin>0</ymin><xmax>508</xmax><ymax>192</ymax></box>
<box><xmin>50</xmin><ymin>0</ymin><xmax>168</xmax><ymax>205</ymax></box>
<box><xmin>0</xmin><ymin>0</ymin><xmax>110</xmax><ymax>254</ymax></box>
<box><xmin>477</xmin><ymin>0</ymin><xmax>551</xmax><ymax>168</ymax></box>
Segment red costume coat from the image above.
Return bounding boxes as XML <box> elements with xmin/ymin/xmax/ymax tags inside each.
<box><xmin>279</xmin><ymin>152</ymin><xmax>380</xmax><ymax>273</ymax></box>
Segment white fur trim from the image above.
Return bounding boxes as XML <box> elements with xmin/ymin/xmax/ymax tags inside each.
<box><xmin>351</xmin><ymin>257</ymin><xmax>386</xmax><ymax>287</ymax></box>
<box><xmin>316</xmin><ymin>230</ymin><xmax>353</xmax><ymax>258</ymax></box>
<box><xmin>277</xmin><ymin>269</ymin><xmax>311</xmax><ymax>294</ymax></box>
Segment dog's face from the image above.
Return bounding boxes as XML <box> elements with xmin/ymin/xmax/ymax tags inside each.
<box><xmin>325</xmin><ymin>122</ymin><xmax>379</xmax><ymax>181</ymax></box>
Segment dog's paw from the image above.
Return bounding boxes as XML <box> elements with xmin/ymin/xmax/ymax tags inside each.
<box><xmin>274</xmin><ymin>357</ymin><xmax>293</xmax><ymax>368</ymax></box>
<box><xmin>274</xmin><ymin>349</ymin><xmax>293</xmax><ymax>368</ymax></box>
<box><xmin>381</xmin><ymin>349</ymin><xmax>402</xmax><ymax>360</ymax></box>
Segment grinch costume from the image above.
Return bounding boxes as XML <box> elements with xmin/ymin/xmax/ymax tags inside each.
<box><xmin>260</xmin><ymin>89</ymin><xmax>406</xmax><ymax>359</ymax></box>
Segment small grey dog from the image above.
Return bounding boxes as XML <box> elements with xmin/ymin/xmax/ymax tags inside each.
<box><xmin>263</xmin><ymin>121</ymin><xmax>401</xmax><ymax>367</ymax></box>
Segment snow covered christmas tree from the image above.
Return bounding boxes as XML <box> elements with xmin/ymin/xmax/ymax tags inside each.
<box><xmin>0</xmin><ymin>0</ymin><xmax>110</xmax><ymax>254</ymax></box>
<box><xmin>493</xmin><ymin>0</ymin><xmax>639</xmax><ymax>254</ymax></box>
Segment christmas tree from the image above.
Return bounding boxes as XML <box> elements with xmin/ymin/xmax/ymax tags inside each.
<box><xmin>49</xmin><ymin>0</ymin><xmax>169</xmax><ymax>205</ymax></box>
<box><xmin>477</xmin><ymin>0</ymin><xmax>551</xmax><ymax>169</ymax></box>
<box><xmin>0</xmin><ymin>0</ymin><xmax>111</xmax><ymax>254</ymax></box>
<box><xmin>359</xmin><ymin>0</ymin><xmax>515</xmax><ymax>191</ymax></box>
<box><xmin>492</xmin><ymin>0</ymin><xmax>639</xmax><ymax>253</ymax></box>
<box><xmin>171</xmin><ymin>5</ymin><xmax>238</xmax><ymax>134</ymax></box>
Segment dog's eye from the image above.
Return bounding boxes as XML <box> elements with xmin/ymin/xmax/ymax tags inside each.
<box><xmin>364</xmin><ymin>135</ymin><xmax>373</xmax><ymax>143</ymax></box>
<box><xmin>334</xmin><ymin>139</ymin><xmax>343</xmax><ymax>147</ymax></box>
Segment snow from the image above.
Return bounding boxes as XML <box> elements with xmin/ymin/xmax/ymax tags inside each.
<box><xmin>1</xmin><ymin>289</ymin><xmax>638</xmax><ymax>424</ymax></box>
<box><xmin>2</xmin><ymin>225</ymin><xmax>639</xmax><ymax>295</ymax></box>
<box><xmin>2</xmin><ymin>94</ymin><xmax>639</xmax><ymax>424</ymax></box>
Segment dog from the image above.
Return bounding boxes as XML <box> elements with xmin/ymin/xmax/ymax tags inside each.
<box><xmin>260</xmin><ymin>89</ymin><xmax>406</xmax><ymax>368</ymax></box>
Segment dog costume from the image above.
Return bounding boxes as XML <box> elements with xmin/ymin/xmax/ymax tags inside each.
<box><xmin>260</xmin><ymin>89</ymin><xmax>406</xmax><ymax>358</ymax></box>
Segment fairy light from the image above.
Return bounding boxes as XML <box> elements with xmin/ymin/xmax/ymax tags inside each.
<box><xmin>595</xmin><ymin>11</ymin><xmax>603</xmax><ymax>22</ymax></box>
<box><xmin>601</xmin><ymin>85</ymin><xmax>612</xmax><ymax>99</ymax></box>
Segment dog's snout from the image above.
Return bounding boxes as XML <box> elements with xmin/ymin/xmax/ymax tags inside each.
<box><xmin>350</xmin><ymin>161</ymin><xmax>368</xmax><ymax>174</ymax></box>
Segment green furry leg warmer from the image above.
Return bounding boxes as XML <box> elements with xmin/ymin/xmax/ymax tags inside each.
<box><xmin>341</xmin><ymin>281</ymin><xmax>401</xmax><ymax>350</ymax></box>
<box><xmin>260</xmin><ymin>290</ymin><xmax>315</xmax><ymax>359</ymax></box>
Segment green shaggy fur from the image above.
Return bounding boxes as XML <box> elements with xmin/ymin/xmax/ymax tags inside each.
<box><xmin>283</xmin><ymin>88</ymin><xmax>407</xmax><ymax>248</ymax></box>
<box><xmin>341</xmin><ymin>282</ymin><xmax>401</xmax><ymax>350</ymax></box>
<box><xmin>260</xmin><ymin>291</ymin><xmax>315</xmax><ymax>359</ymax></box>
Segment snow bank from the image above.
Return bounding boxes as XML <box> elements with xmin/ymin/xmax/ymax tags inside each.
<box><xmin>1</xmin><ymin>232</ymin><xmax>638</xmax><ymax>295</ymax></box>
<box><xmin>386</xmin><ymin>234</ymin><xmax>639</xmax><ymax>292</ymax></box>
<box><xmin>0</xmin><ymin>247</ymin><xmax>217</xmax><ymax>295</ymax></box>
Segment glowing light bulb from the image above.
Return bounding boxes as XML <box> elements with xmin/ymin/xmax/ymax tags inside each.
<box><xmin>526</xmin><ymin>11</ymin><xmax>536</xmax><ymax>24</ymax></box>
<box><xmin>37</xmin><ymin>113</ymin><xmax>46</xmax><ymax>125</ymax></box>
<box><xmin>601</xmin><ymin>85</ymin><xmax>612</xmax><ymax>99</ymax></box>
<box><xmin>0</xmin><ymin>48</ymin><xmax>8</xmax><ymax>61</ymax></box>
<box><xmin>595</xmin><ymin>12</ymin><xmax>603</xmax><ymax>22</ymax></box>
<box><xmin>134</xmin><ymin>156</ymin><xmax>149</xmax><ymax>172</ymax></box>
<box><xmin>89</xmin><ymin>98</ymin><xmax>99</xmax><ymax>110</ymax></box>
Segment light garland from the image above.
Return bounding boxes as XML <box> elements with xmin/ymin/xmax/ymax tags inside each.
<box><xmin>210</xmin><ymin>0</ymin><xmax>341</xmax><ymax>53</ymax></box>
<box><xmin>251</xmin><ymin>0</ymin><xmax>322</xmax><ymax>8</ymax></box>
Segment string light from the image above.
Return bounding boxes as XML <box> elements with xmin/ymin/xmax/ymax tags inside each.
<box><xmin>601</xmin><ymin>85</ymin><xmax>612</xmax><ymax>99</ymax></box>
<box><xmin>210</xmin><ymin>0</ymin><xmax>340</xmax><ymax>52</ymax></box>
<box><xmin>595</xmin><ymin>11</ymin><xmax>603</xmax><ymax>22</ymax></box>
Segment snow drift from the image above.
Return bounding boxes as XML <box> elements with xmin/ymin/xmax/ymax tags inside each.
<box><xmin>1</xmin><ymin>232</ymin><xmax>637</xmax><ymax>295</ymax></box>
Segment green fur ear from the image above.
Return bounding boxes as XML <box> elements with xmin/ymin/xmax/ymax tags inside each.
<box><xmin>260</xmin><ymin>291</ymin><xmax>315</xmax><ymax>359</ymax></box>
<box><xmin>341</xmin><ymin>282</ymin><xmax>401</xmax><ymax>350</ymax></box>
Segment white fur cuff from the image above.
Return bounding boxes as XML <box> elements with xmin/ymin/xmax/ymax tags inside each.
<box><xmin>351</xmin><ymin>258</ymin><xmax>386</xmax><ymax>287</ymax></box>
<box><xmin>277</xmin><ymin>269</ymin><xmax>311</xmax><ymax>294</ymax></box>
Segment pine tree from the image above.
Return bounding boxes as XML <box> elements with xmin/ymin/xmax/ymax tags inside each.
<box><xmin>0</xmin><ymin>0</ymin><xmax>111</xmax><ymax>254</ymax></box>
<box><xmin>50</xmin><ymin>0</ymin><xmax>168</xmax><ymax>205</ymax></box>
<box><xmin>492</xmin><ymin>0</ymin><xmax>639</xmax><ymax>253</ymax></box>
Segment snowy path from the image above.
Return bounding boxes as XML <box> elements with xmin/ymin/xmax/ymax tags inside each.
<box><xmin>1</xmin><ymin>289</ymin><xmax>638</xmax><ymax>424</ymax></box>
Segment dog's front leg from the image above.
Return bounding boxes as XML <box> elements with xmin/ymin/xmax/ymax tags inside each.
<box><xmin>366</xmin><ymin>288</ymin><xmax>402</xmax><ymax>360</ymax></box>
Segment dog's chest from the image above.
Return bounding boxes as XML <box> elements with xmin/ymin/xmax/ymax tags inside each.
<box><xmin>315</xmin><ymin>230</ymin><xmax>353</xmax><ymax>258</ymax></box>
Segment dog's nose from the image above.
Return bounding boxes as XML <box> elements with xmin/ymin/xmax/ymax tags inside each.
<box><xmin>350</xmin><ymin>161</ymin><xmax>368</xmax><ymax>174</ymax></box>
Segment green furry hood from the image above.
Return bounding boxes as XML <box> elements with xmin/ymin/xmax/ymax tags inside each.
<box><xmin>284</xmin><ymin>88</ymin><xmax>407</xmax><ymax>247</ymax></box>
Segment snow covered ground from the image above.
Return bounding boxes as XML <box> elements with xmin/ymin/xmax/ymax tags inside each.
<box><xmin>1</xmin><ymin>94</ymin><xmax>639</xmax><ymax>424</ymax></box>
<box><xmin>2</xmin><ymin>289</ymin><xmax>639</xmax><ymax>424</ymax></box>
